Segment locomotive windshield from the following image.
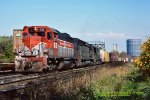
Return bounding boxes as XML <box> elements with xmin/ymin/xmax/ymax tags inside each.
<box><xmin>37</xmin><ymin>32</ymin><xmax>45</xmax><ymax>37</ymax></box>
<box><xmin>37</xmin><ymin>28</ymin><xmax>45</xmax><ymax>37</ymax></box>
<box><xmin>28</xmin><ymin>28</ymin><xmax>34</xmax><ymax>33</ymax></box>
<box><xmin>27</xmin><ymin>27</ymin><xmax>46</xmax><ymax>37</ymax></box>
<box><xmin>28</xmin><ymin>28</ymin><xmax>35</xmax><ymax>36</ymax></box>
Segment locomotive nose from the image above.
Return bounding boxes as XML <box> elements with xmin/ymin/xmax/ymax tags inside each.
<box><xmin>23</xmin><ymin>36</ymin><xmax>41</xmax><ymax>50</ymax></box>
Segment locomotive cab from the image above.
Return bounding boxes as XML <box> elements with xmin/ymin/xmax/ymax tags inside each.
<box><xmin>22</xmin><ymin>26</ymin><xmax>49</xmax><ymax>56</ymax></box>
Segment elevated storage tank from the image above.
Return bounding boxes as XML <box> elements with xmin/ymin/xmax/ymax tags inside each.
<box><xmin>127</xmin><ymin>39</ymin><xmax>142</xmax><ymax>57</ymax></box>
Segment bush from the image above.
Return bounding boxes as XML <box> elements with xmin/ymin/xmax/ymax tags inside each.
<box><xmin>88</xmin><ymin>67</ymin><xmax>150</xmax><ymax>99</ymax></box>
<box><xmin>134</xmin><ymin>37</ymin><xmax>150</xmax><ymax>70</ymax></box>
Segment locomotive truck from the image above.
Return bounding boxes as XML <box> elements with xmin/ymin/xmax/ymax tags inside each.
<box><xmin>13</xmin><ymin>26</ymin><xmax>103</xmax><ymax>72</ymax></box>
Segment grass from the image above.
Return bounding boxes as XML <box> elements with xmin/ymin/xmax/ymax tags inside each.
<box><xmin>86</xmin><ymin>63</ymin><xmax>150</xmax><ymax>100</ymax></box>
<box><xmin>53</xmin><ymin>62</ymin><xmax>150</xmax><ymax>100</ymax></box>
<box><xmin>8</xmin><ymin>62</ymin><xmax>148</xmax><ymax>100</ymax></box>
<box><xmin>50</xmin><ymin>63</ymin><xmax>133</xmax><ymax>99</ymax></box>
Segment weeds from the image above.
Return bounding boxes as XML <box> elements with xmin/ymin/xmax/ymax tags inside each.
<box><xmin>84</xmin><ymin>64</ymin><xmax>150</xmax><ymax>100</ymax></box>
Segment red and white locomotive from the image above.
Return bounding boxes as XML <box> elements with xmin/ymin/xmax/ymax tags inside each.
<box><xmin>14</xmin><ymin>26</ymin><xmax>101</xmax><ymax>72</ymax></box>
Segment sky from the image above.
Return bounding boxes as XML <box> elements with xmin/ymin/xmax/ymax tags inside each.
<box><xmin>0</xmin><ymin>0</ymin><xmax>150</xmax><ymax>52</ymax></box>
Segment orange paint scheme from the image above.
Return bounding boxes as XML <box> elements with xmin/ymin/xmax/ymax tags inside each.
<box><xmin>23</xmin><ymin>36</ymin><xmax>41</xmax><ymax>50</ymax></box>
<box><xmin>22</xmin><ymin>26</ymin><xmax>58</xmax><ymax>56</ymax></box>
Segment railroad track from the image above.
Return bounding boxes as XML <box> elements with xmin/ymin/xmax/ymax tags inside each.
<box><xmin>0</xmin><ymin>74</ymin><xmax>22</xmax><ymax>81</ymax></box>
<box><xmin>0</xmin><ymin>62</ymin><xmax>126</xmax><ymax>93</ymax></box>
<box><xmin>0</xmin><ymin>65</ymin><xmax>99</xmax><ymax>93</ymax></box>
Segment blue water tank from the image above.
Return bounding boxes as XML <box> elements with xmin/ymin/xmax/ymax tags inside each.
<box><xmin>127</xmin><ymin>39</ymin><xmax>142</xmax><ymax>57</ymax></box>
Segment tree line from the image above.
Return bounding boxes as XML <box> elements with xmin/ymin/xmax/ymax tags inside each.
<box><xmin>0</xmin><ymin>36</ymin><xmax>14</xmax><ymax>62</ymax></box>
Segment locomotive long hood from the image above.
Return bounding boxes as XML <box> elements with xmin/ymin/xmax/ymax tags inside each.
<box><xmin>23</xmin><ymin>36</ymin><xmax>41</xmax><ymax>50</ymax></box>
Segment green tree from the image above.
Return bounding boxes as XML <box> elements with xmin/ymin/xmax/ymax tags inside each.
<box><xmin>0</xmin><ymin>36</ymin><xmax>14</xmax><ymax>62</ymax></box>
<box><xmin>134</xmin><ymin>37</ymin><xmax>150</xmax><ymax>70</ymax></box>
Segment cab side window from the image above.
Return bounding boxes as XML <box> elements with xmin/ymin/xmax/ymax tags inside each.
<box><xmin>47</xmin><ymin>32</ymin><xmax>52</xmax><ymax>40</ymax></box>
<box><xmin>54</xmin><ymin>33</ymin><xmax>57</xmax><ymax>41</ymax></box>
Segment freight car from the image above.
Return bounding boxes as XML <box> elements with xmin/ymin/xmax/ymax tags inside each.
<box><xmin>13</xmin><ymin>26</ymin><xmax>103</xmax><ymax>72</ymax></box>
